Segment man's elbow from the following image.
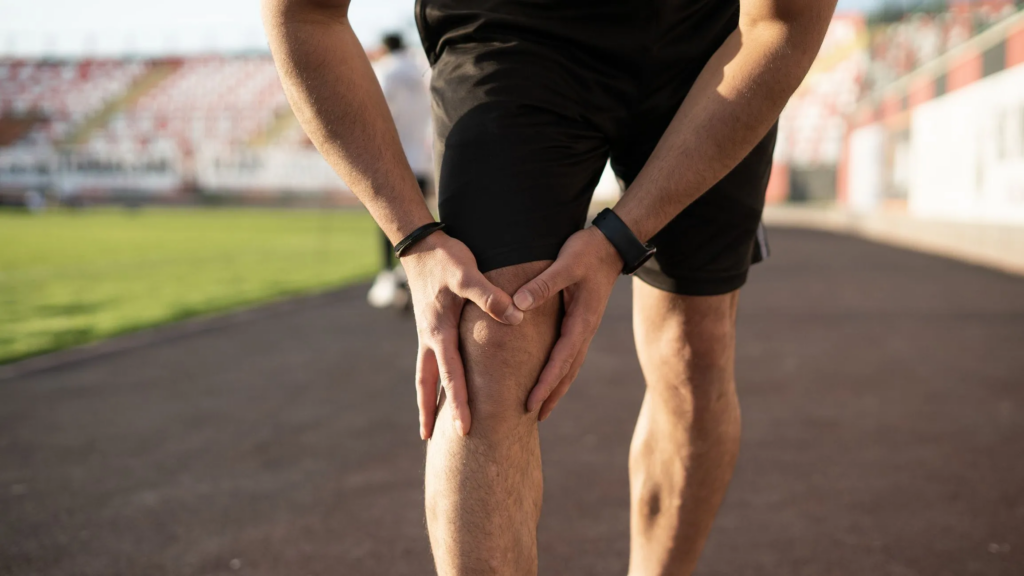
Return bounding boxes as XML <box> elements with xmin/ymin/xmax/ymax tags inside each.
<box><xmin>740</xmin><ymin>1</ymin><xmax>836</xmax><ymax>58</ymax></box>
<box><xmin>739</xmin><ymin>0</ymin><xmax>837</xmax><ymax>39</ymax></box>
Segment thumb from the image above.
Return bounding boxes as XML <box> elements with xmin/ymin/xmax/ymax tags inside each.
<box><xmin>513</xmin><ymin>259</ymin><xmax>576</xmax><ymax>311</ymax></box>
<box><xmin>456</xmin><ymin>270</ymin><xmax>523</xmax><ymax>325</ymax></box>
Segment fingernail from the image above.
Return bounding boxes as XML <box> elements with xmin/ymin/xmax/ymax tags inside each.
<box><xmin>514</xmin><ymin>291</ymin><xmax>534</xmax><ymax>310</ymax></box>
<box><xmin>455</xmin><ymin>418</ymin><xmax>467</xmax><ymax>436</ymax></box>
<box><xmin>504</xmin><ymin>303</ymin><xmax>524</xmax><ymax>325</ymax></box>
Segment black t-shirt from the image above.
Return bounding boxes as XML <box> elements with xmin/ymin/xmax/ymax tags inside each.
<box><xmin>416</xmin><ymin>0</ymin><xmax>741</xmax><ymax>136</ymax></box>
<box><xmin>416</xmin><ymin>0</ymin><xmax>739</xmax><ymax>73</ymax></box>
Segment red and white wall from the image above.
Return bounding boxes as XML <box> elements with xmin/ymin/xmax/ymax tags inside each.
<box><xmin>842</xmin><ymin>11</ymin><xmax>1024</xmax><ymax>225</ymax></box>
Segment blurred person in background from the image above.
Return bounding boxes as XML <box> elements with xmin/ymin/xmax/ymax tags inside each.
<box><xmin>263</xmin><ymin>0</ymin><xmax>836</xmax><ymax>574</ymax></box>
<box><xmin>366</xmin><ymin>32</ymin><xmax>432</xmax><ymax>309</ymax></box>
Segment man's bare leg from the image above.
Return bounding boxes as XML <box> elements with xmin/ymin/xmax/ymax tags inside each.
<box><xmin>425</xmin><ymin>261</ymin><xmax>559</xmax><ymax>575</ymax></box>
<box><xmin>628</xmin><ymin>278</ymin><xmax>742</xmax><ymax>576</ymax></box>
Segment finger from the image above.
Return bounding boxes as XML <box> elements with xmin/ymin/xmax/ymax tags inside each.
<box><xmin>455</xmin><ymin>270</ymin><xmax>523</xmax><ymax>326</ymax></box>
<box><xmin>416</xmin><ymin>346</ymin><xmax>439</xmax><ymax>440</ymax></box>
<box><xmin>512</xmin><ymin>259</ymin><xmax>577</xmax><ymax>312</ymax></box>
<box><xmin>527</xmin><ymin>314</ymin><xmax>592</xmax><ymax>412</ymax></box>
<box><xmin>435</xmin><ymin>334</ymin><xmax>471</xmax><ymax>436</ymax></box>
<box><xmin>539</xmin><ymin>338</ymin><xmax>591</xmax><ymax>422</ymax></box>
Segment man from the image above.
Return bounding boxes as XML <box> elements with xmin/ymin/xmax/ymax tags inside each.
<box><xmin>262</xmin><ymin>0</ymin><xmax>835</xmax><ymax>573</ymax></box>
<box><xmin>366</xmin><ymin>32</ymin><xmax>433</xmax><ymax>309</ymax></box>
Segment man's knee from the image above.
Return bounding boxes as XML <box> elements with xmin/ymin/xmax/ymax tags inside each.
<box><xmin>461</xmin><ymin>312</ymin><xmax>536</xmax><ymax>424</ymax></box>
<box><xmin>458</xmin><ymin>262</ymin><xmax>560</xmax><ymax>430</ymax></box>
<box><xmin>682</xmin><ymin>312</ymin><xmax>736</xmax><ymax>372</ymax></box>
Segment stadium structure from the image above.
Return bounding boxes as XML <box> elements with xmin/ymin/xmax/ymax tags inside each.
<box><xmin>0</xmin><ymin>55</ymin><xmax>341</xmax><ymax>204</ymax></box>
<box><xmin>770</xmin><ymin>0</ymin><xmax>1024</xmax><ymax>229</ymax></box>
<box><xmin>1</xmin><ymin>0</ymin><xmax>1023</xmax><ymax>228</ymax></box>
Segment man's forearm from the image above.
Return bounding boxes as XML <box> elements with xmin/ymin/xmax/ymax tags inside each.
<box><xmin>261</xmin><ymin>0</ymin><xmax>433</xmax><ymax>242</ymax></box>
<box><xmin>614</xmin><ymin>4</ymin><xmax>836</xmax><ymax>241</ymax></box>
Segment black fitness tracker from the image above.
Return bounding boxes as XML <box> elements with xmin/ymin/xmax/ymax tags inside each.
<box><xmin>591</xmin><ymin>208</ymin><xmax>656</xmax><ymax>275</ymax></box>
<box><xmin>394</xmin><ymin>222</ymin><xmax>446</xmax><ymax>257</ymax></box>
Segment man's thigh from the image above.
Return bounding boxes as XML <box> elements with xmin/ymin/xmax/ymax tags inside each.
<box><xmin>429</xmin><ymin>39</ymin><xmax>614</xmax><ymax>274</ymax></box>
<box><xmin>433</xmin><ymin>101</ymin><xmax>609</xmax><ymax>273</ymax></box>
<box><xmin>632</xmin><ymin>279</ymin><xmax>739</xmax><ymax>374</ymax></box>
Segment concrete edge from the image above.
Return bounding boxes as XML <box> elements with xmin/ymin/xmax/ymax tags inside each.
<box><xmin>763</xmin><ymin>205</ymin><xmax>1024</xmax><ymax>278</ymax></box>
<box><xmin>0</xmin><ymin>283</ymin><xmax>369</xmax><ymax>382</ymax></box>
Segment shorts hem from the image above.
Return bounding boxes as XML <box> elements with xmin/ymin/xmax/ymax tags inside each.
<box><xmin>473</xmin><ymin>242</ymin><xmax>564</xmax><ymax>274</ymax></box>
<box><xmin>634</xmin><ymin>267</ymin><xmax>750</xmax><ymax>296</ymax></box>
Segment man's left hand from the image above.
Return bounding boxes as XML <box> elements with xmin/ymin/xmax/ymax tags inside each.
<box><xmin>512</xmin><ymin>226</ymin><xmax>623</xmax><ymax>421</ymax></box>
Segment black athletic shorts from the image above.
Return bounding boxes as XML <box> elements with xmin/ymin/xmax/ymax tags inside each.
<box><xmin>416</xmin><ymin>0</ymin><xmax>776</xmax><ymax>295</ymax></box>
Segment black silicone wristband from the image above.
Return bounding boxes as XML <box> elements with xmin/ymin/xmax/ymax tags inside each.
<box><xmin>591</xmin><ymin>208</ymin><xmax>656</xmax><ymax>275</ymax></box>
<box><xmin>394</xmin><ymin>222</ymin><xmax>446</xmax><ymax>258</ymax></box>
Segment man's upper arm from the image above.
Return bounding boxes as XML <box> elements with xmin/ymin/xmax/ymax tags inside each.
<box><xmin>262</xmin><ymin>0</ymin><xmax>351</xmax><ymax>23</ymax></box>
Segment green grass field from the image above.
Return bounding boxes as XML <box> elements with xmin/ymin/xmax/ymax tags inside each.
<box><xmin>0</xmin><ymin>207</ymin><xmax>379</xmax><ymax>364</ymax></box>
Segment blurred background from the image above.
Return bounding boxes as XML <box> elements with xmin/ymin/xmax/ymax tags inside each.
<box><xmin>2</xmin><ymin>1</ymin><xmax>1023</xmax><ymax>574</ymax></box>
<box><xmin>2</xmin><ymin>0</ymin><xmax>1023</xmax><ymax>362</ymax></box>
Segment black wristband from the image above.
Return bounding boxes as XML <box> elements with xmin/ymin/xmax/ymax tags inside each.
<box><xmin>591</xmin><ymin>208</ymin><xmax>657</xmax><ymax>275</ymax></box>
<box><xmin>394</xmin><ymin>222</ymin><xmax>446</xmax><ymax>258</ymax></box>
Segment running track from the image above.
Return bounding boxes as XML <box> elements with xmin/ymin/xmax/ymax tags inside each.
<box><xmin>2</xmin><ymin>229</ymin><xmax>1023</xmax><ymax>575</ymax></box>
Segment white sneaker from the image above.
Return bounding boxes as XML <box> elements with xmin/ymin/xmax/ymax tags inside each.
<box><xmin>393</xmin><ymin>265</ymin><xmax>408</xmax><ymax>287</ymax></box>
<box><xmin>391</xmin><ymin>265</ymin><xmax>411</xmax><ymax>310</ymax></box>
<box><xmin>367</xmin><ymin>270</ymin><xmax>399</xmax><ymax>309</ymax></box>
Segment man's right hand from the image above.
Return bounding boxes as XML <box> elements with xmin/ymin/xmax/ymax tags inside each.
<box><xmin>401</xmin><ymin>232</ymin><xmax>523</xmax><ymax>440</ymax></box>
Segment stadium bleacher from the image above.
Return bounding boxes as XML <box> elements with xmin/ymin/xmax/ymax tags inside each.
<box><xmin>776</xmin><ymin>15</ymin><xmax>867</xmax><ymax>170</ymax></box>
<box><xmin>88</xmin><ymin>56</ymin><xmax>289</xmax><ymax>160</ymax></box>
<box><xmin>865</xmin><ymin>0</ymin><xmax>1017</xmax><ymax>91</ymax></box>
<box><xmin>0</xmin><ymin>59</ymin><xmax>149</xmax><ymax>149</ymax></box>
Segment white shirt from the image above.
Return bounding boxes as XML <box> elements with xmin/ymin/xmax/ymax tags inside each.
<box><xmin>374</xmin><ymin>50</ymin><xmax>432</xmax><ymax>176</ymax></box>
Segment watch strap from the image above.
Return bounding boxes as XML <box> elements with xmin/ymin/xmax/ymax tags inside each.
<box><xmin>591</xmin><ymin>208</ymin><xmax>655</xmax><ymax>275</ymax></box>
